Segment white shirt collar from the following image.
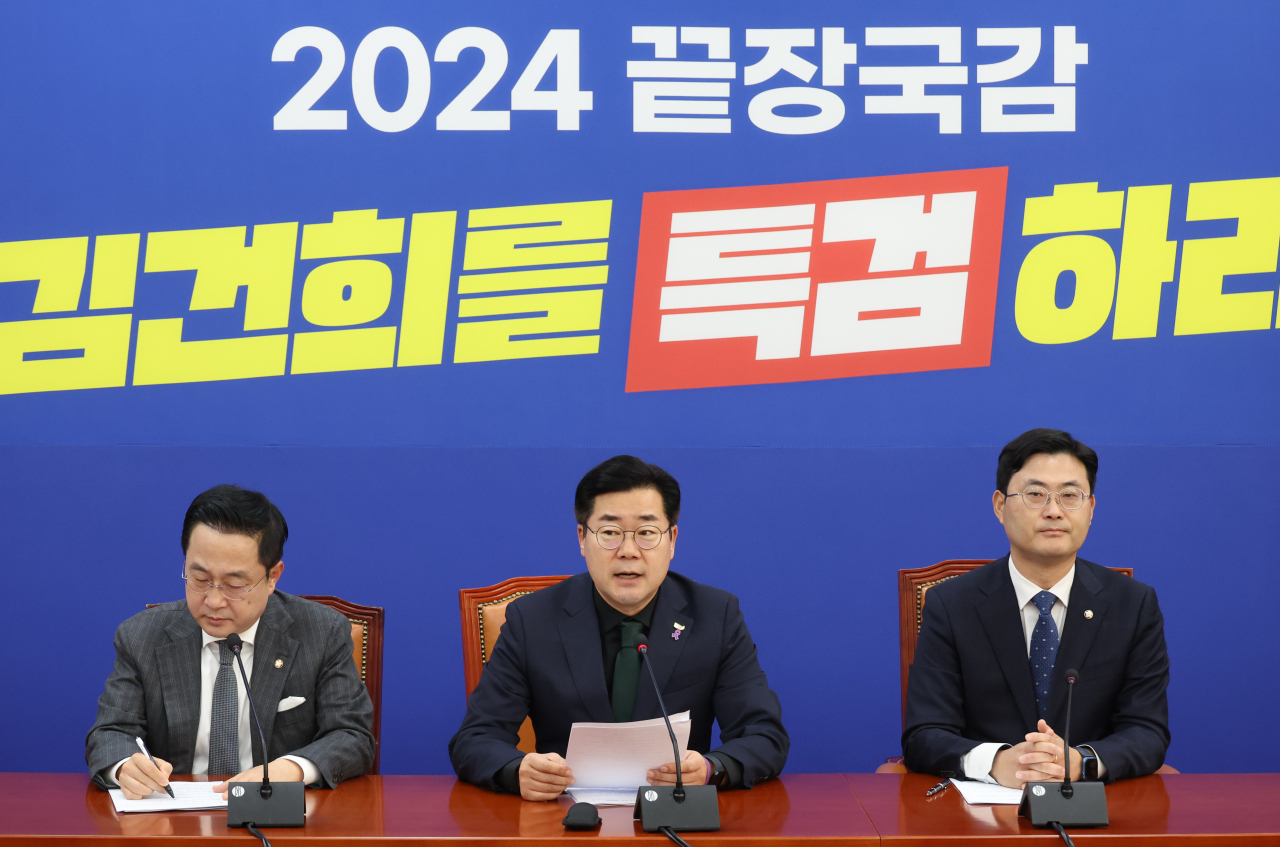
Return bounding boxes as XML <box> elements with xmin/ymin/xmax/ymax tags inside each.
<box><xmin>1008</xmin><ymin>555</ymin><xmax>1074</xmax><ymax>610</ymax></box>
<box><xmin>200</xmin><ymin>616</ymin><xmax>263</xmax><ymax>650</ymax></box>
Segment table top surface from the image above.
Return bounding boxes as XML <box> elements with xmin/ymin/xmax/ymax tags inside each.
<box><xmin>0</xmin><ymin>773</ymin><xmax>877</xmax><ymax>845</ymax></box>
<box><xmin>846</xmin><ymin>772</ymin><xmax>1280</xmax><ymax>844</ymax></box>
<box><xmin>1</xmin><ymin>772</ymin><xmax>1277</xmax><ymax>845</ymax></box>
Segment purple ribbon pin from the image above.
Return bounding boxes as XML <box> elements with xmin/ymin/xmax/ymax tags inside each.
<box><xmin>671</xmin><ymin>630</ymin><xmax>680</xmax><ymax>641</ymax></box>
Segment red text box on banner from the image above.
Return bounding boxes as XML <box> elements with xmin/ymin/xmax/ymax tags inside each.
<box><xmin>625</xmin><ymin>167</ymin><xmax>1008</xmax><ymax>392</ymax></box>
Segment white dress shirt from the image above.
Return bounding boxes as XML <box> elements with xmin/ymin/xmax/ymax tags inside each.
<box><xmin>962</xmin><ymin>557</ymin><xmax>1105</xmax><ymax>782</ymax></box>
<box><xmin>110</xmin><ymin>617</ymin><xmax>319</xmax><ymax>787</ymax></box>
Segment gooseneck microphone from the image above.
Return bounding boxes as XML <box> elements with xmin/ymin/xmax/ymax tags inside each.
<box><xmin>1018</xmin><ymin>667</ymin><xmax>1108</xmax><ymax>837</ymax></box>
<box><xmin>631</xmin><ymin>641</ymin><xmax>720</xmax><ymax>836</ymax></box>
<box><xmin>223</xmin><ymin>632</ymin><xmax>305</xmax><ymax>830</ymax></box>
<box><xmin>637</xmin><ymin>642</ymin><xmax>685</xmax><ymax>801</ymax></box>
<box><xmin>225</xmin><ymin>633</ymin><xmax>271</xmax><ymax>797</ymax></box>
<box><xmin>1061</xmin><ymin>668</ymin><xmax>1078</xmax><ymax>800</ymax></box>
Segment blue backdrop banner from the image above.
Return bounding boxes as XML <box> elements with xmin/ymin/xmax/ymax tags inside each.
<box><xmin>0</xmin><ymin>1</ymin><xmax>1276</xmax><ymax>777</ymax></box>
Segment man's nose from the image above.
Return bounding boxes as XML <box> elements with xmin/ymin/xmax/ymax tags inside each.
<box><xmin>1041</xmin><ymin>494</ymin><xmax>1066</xmax><ymax>517</ymax></box>
<box><xmin>204</xmin><ymin>588</ymin><xmax>230</xmax><ymax>609</ymax></box>
<box><xmin>617</xmin><ymin>533</ymin><xmax>642</xmax><ymax>557</ymax></box>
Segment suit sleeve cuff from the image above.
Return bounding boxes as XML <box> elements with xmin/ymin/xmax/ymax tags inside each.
<box><xmin>705</xmin><ymin>752</ymin><xmax>744</xmax><ymax>789</ymax></box>
<box><xmin>496</xmin><ymin>757</ymin><xmax>524</xmax><ymax>794</ymax></box>
<box><xmin>961</xmin><ymin>743</ymin><xmax>1009</xmax><ymax>784</ymax></box>
<box><xmin>282</xmin><ymin>755</ymin><xmax>322</xmax><ymax>787</ymax></box>
<box><xmin>103</xmin><ymin>759</ymin><xmax>131</xmax><ymax>788</ymax></box>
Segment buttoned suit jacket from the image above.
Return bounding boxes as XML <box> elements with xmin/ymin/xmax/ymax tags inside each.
<box><xmin>86</xmin><ymin>590</ymin><xmax>376</xmax><ymax>789</ymax></box>
<box><xmin>902</xmin><ymin>556</ymin><xmax>1170</xmax><ymax>783</ymax></box>
<box><xmin>449</xmin><ymin>571</ymin><xmax>790</xmax><ymax>791</ymax></box>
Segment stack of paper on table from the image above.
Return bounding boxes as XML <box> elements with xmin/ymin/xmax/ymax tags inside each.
<box><xmin>109</xmin><ymin>782</ymin><xmax>228</xmax><ymax>813</ymax></box>
<box><xmin>948</xmin><ymin>778</ymin><xmax>1024</xmax><ymax>805</ymax></box>
<box><xmin>564</xmin><ymin>711</ymin><xmax>691</xmax><ymax>806</ymax></box>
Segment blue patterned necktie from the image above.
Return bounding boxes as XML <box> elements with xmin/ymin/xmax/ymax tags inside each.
<box><xmin>208</xmin><ymin>640</ymin><xmax>240</xmax><ymax>776</ymax></box>
<box><xmin>1029</xmin><ymin>590</ymin><xmax>1060</xmax><ymax>720</ymax></box>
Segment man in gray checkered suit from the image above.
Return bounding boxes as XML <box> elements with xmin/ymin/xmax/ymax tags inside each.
<box><xmin>86</xmin><ymin>485</ymin><xmax>376</xmax><ymax>799</ymax></box>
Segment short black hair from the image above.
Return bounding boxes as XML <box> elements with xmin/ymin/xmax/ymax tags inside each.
<box><xmin>996</xmin><ymin>429</ymin><xmax>1098</xmax><ymax>495</ymax></box>
<box><xmin>181</xmin><ymin>484</ymin><xmax>289</xmax><ymax>569</ymax></box>
<box><xmin>574</xmin><ymin>455</ymin><xmax>681</xmax><ymax>527</ymax></box>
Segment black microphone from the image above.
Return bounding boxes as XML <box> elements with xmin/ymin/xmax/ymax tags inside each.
<box><xmin>637</xmin><ymin>642</ymin><xmax>684</xmax><ymax>801</ymax></box>
<box><xmin>223</xmin><ymin>632</ymin><xmax>305</xmax><ymax>829</ymax></box>
<box><xmin>1061</xmin><ymin>668</ymin><xmax>1078</xmax><ymax>799</ymax></box>
<box><xmin>1018</xmin><ymin>666</ymin><xmax>1107</xmax><ymax>832</ymax></box>
<box><xmin>631</xmin><ymin>641</ymin><xmax>719</xmax><ymax>835</ymax></box>
<box><xmin>225</xmin><ymin>633</ymin><xmax>271</xmax><ymax>796</ymax></box>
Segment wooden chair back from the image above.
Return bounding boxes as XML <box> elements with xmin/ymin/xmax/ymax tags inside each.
<box><xmin>145</xmin><ymin>594</ymin><xmax>385</xmax><ymax>775</ymax></box>
<box><xmin>458</xmin><ymin>575</ymin><xmax>572</xmax><ymax>753</ymax></box>
<box><xmin>301</xmin><ymin>595</ymin><xmax>385</xmax><ymax>775</ymax></box>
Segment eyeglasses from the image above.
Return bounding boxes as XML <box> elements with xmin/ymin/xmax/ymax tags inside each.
<box><xmin>182</xmin><ymin>566</ymin><xmax>268</xmax><ymax>601</ymax></box>
<box><xmin>584</xmin><ymin>524</ymin><xmax>671</xmax><ymax>550</ymax></box>
<box><xmin>1004</xmin><ymin>486</ymin><xmax>1092</xmax><ymax>511</ymax></box>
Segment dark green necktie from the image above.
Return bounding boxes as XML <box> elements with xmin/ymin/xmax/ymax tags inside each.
<box><xmin>611</xmin><ymin>620</ymin><xmax>645</xmax><ymax>722</ymax></box>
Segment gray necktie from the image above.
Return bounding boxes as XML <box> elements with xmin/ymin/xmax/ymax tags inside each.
<box><xmin>208</xmin><ymin>640</ymin><xmax>240</xmax><ymax>776</ymax></box>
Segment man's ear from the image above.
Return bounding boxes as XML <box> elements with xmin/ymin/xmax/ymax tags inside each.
<box><xmin>577</xmin><ymin>524</ymin><xmax>587</xmax><ymax>558</ymax></box>
<box><xmin>267</xmin><ymin>561</ymin><xmax>284</xmax><ymax>589</ymax></box>
<box><xmin>992</xmin><ymin>490</ymin><xmax>1006</xmax><ymax>525</ymax></box>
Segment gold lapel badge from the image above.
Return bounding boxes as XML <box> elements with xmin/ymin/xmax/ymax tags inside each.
<box><xmin>274</xmin><ymin>658</ymin><xmax>284</xmax><ymax>668</ymax></box>
<box><xmin>1083</xmin><ymin>610</ymin><xmax>1094</xmax><ymax>620</ymax></box>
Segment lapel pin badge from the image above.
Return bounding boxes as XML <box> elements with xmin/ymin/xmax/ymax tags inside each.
<box><xmin>671</xmin><ymin>622</ymin><xmax>686</xmax><ymax>641</ymax></box>
<box><xmin>274</xmin><ymin>658</ymin><xmax>284</xmax><ymax>668</ymax></box>
<box><xmin>1083</xmin><ymin>610</ymin><xmax>1094</xmax><ymax>620</ymax></box>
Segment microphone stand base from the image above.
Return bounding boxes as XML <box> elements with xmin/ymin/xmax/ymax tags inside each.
<box><xmin>227</xmin><ymin>781</ymin><xmax>306</xmax><ymax>828</ymax></box>
<box><xmin>633</xmin><ymin>785</ymin><xmax>720</xmax><ymax>832</ymax></box>
<box><xmin>1018</xmin><ymin>781</ymin><xmax>1108</xmax><ymax>828</ymax></box>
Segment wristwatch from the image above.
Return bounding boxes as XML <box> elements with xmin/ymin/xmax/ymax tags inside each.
<box><xmin>705</xmin><ymin>754</ymin><xmax>729</xmax><ymax>787</ymax></box>
<box><xmin>1076</xmin><ymin>747</ymin><xmax>1099</xmax><ymax>782</ymax></box>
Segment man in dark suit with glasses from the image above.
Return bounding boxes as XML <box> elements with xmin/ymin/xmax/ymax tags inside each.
<box><xmin>450</xmin><ymin>455</ymin><xmax>789</xmax><ymax>800</ymax></box>
<box><xmin>86</xmin><ymin>485</ymin><xmax>375</xmax><ymax>799</ymax></box>
<box><xmin>903</xmin><ymin>429</ymin><xmax>1170</xmax><ymax>787</ymax></box>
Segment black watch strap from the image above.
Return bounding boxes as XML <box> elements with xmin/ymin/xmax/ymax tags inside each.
<box><xmin>705</xmin><ymin>754</ymin><xmax>728</xmax><ymax>787</ymax></box>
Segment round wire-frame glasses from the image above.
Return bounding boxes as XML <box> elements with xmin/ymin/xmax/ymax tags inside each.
<box><xmin>584</xmin><ymin>524</ymin><xmax>671</xmax><ymax>550</ymax></box>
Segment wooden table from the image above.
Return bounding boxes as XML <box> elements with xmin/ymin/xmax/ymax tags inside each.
<box><xmin>1</xmin><ymin>773</ymin><xmax>1277</xmax><ymax>845</ymax></box>
<box><xmin>845</xmin><ymin>772</ymin><xmax>1280</xmax><ymax>845</ymax></box>
<box><xmin>0</xmin><ymin>773</ymin><xmax>877</xmax><ymax>846</ymax></box>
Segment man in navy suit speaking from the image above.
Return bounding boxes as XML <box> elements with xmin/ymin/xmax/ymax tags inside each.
<box><xmin>903</xmin><ymin>429</ymin><xmax>1170</xmax><ymax>787</ymax></box>
<box><xmin>450</xmin><ymin>455</ymin><xmax>789</xmax><ymax>800</ymax></box>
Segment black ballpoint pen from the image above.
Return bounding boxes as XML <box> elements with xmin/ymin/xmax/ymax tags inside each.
<box><xmin>926</xmin><ymin>780</ymin><xmax>950</xmax><ymax>796</ymax></box>
<box><xmin>135</xmin><ymin>736</ymin><xmax>176</xmax><ymax>799</ymax></box>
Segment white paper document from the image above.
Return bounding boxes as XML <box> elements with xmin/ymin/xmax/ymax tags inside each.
<box><xmin>109</xmin><ymin>781</ymin><xmax>229</xmax><ymax>813</ymax></box>
<box><xmin>948</xmin><ymin>778</ymin><xmax>1024</xmax><ymax>805</ymax></box>
<box><xmin>565</xmin><ymin>787</ymin><xmax>645</xmax><ymax>806</ymax></box>
<box><xmin>563</xmin><ymin>710</ymin><xmax>692</xmax><ymax>805</ymax></box>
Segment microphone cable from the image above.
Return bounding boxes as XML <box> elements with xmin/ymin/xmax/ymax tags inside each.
<box><xmin>660</xmin><ymin>825</ymin><xmax>694</xmax><ymax>847</ymax></box>
<box><xmin>1050</xmin><ymin>821</ymin><xmax>1075</xmax><ymax>847</ymax></box>
<box><xmin>245</xmin><ymin>823</ymin><xmax>274</xmax><ymax>847</ymax></box>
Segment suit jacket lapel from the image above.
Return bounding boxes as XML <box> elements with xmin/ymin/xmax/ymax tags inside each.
<box><xmin>558</xmin><ymin>577</ymin><xmax>613</xmax><ymax>722</ymax></box>
<box><xmin>976</xmin><ymin>556</ymin><xmax>1040</xmax><ymax>731</ymax></box>
<box><xmin>632</xmin><ymin>578</ymin><xmax>692</xmax><ymax>721</ymax></box>
<box><xmin>248</xmin><ymin>593</ymin><xmax>297</xmax><ymax>765</ymax></box>
<box><xmin>157</xmin><ymin>612</ymin><xmax>203</xmax><ymax>773</ymax></box>
<box><xmin>1046</xmin><ymin>561</ymin><xmax>1108</xmax><ymax>728</ymax></box>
